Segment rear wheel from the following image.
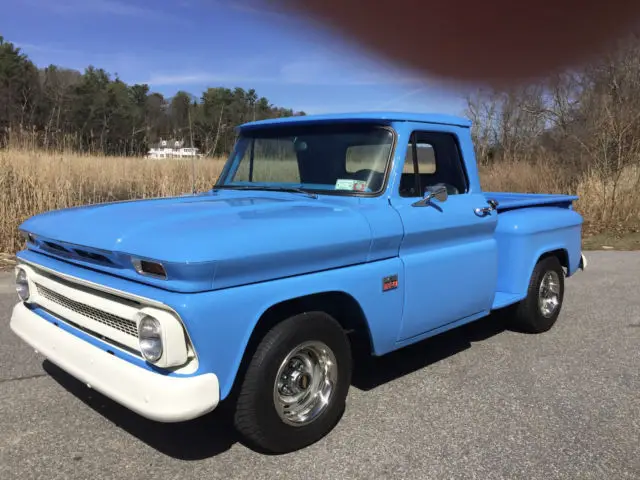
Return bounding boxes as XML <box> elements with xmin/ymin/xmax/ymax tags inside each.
<box><xmin>233</xmin><ymin>311</ymin><xmax>352</xmax><ymax>453</ymax></box>
<box><xmin>511</xmin><ymin>255</ymin><xmax>565</xmax><ymax>333</ymax></box>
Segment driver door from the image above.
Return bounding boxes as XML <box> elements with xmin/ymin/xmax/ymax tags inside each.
<box><xmin>390</xmin><ymin>128</ymin><xmax>499</xmax><ymax>342</ymax></box>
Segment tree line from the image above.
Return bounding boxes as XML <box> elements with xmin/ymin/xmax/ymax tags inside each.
<box><xmin>3</xmin><ymin>28</ymin><xmax>640</xmax><ymax>194</ymax></box>
<box><xmin>464</xmin><ymin>31</ymin><xmax>640</xmax><ymax>225</ymax></box>
<box><xmin>0</xmin><ymin>35</ymin><xmax>305</xmax><ymax>156</ymax></box>
<box><xmin>465</xmin><ymin>32</ymin><xmax>640</xmax><ymax>181</ymax></box>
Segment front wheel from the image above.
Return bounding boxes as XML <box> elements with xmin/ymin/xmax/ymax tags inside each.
<box><xmin>511</xmin><ymin>255</ymin><xmax>565</xmax><ymax>333</ymax></box>
<box><xmin>233</xmin><ymin>311</ymin><xmax>352</xmax><ymax>453</ymax></box>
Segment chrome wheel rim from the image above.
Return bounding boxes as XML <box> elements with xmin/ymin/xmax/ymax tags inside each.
<box><xmin>273</xmin><ymin>341</ymin><xmax>338</xmax><ymax>426</ymax></box>
<box><xmin>538</xmin><ymin>270</ymin><xmax>561</xmax><ymax>317</ymax></box>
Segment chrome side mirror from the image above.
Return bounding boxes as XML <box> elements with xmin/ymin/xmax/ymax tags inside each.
<box><xmin>411</xmin><ymin>185</ymin><xmax>448</xmax><ymax>207</ymax></box>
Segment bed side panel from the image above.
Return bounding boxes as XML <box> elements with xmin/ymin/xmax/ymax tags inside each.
<box><xmin>494</xmin><ymin>206</ymin><xmax>583</xmax><ymax>301</ymax></box>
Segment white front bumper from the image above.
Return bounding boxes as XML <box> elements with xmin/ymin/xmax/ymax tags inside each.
<box><xmin>10</xmin><ymin>302</ymin><xmax>220</xmax><ymax>423</ymax></box>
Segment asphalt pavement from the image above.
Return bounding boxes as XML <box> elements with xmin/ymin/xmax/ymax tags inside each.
<box><xmin>0</xmin><ymin>251</ymin><xmax>638</xmax><ymax>479</ymax></box>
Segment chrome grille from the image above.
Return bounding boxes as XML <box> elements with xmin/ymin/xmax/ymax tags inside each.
<box><xmin>35</xmin><ymin>283</ymin><xmax>139</xmax><ymax>337</ymax></box>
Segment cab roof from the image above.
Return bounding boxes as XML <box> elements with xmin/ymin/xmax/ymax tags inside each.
<box><xmin>238</xmin><ymin>111</ymin><xmax>472</xmax><ymax>130</ymax></box>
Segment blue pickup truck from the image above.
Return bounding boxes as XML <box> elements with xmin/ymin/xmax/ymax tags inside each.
<box><xmin>10</xmin><ymin>112</ymin><xmax>586</xmax><ymax>453</ymax></box>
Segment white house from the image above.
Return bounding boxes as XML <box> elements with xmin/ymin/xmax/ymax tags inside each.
<box><xmin>146</xmin><ymin>139</ymin><xmax>202</xmax><ymax>159</ymax></box>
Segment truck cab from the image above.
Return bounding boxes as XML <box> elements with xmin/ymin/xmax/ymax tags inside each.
<box><xmin>9</xmin><ymin>111</ymin><xmax>586</xmax><ymax>454</ymax></box>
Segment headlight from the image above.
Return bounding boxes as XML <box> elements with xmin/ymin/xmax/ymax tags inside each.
<box><xmin>15</xmin><ymin>268</ymin><xmax>30</xmax><ymax>302</ymax></box>
<box><xmin>138</xmin><ymin>315</ymin><xmax>163</xmax><ymax>362</ymax></box>
<box><xmin>134</xmin><ymin>307</ymin><xmax>189</xmax><ymax>368</ymax></box>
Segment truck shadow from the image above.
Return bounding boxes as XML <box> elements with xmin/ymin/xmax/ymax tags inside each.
<box><xmin>351</xmin><ymin>310</ymin><xmax>509</xmax><ymax>391</ymax></box>
<box><xmin>42</xmin><ymin>359</ymin><xmax>239</xmax><ymax>460</ymax></box>
<box><xmin>41</xmin><ymin>310</ymin><xmax>510</xmax><ymax>459</ymax></box>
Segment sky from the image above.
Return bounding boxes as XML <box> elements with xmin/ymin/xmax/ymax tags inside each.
<box><xmin>0</xmin><ymin>0</ymin><xmax>472</xmax><ymax>116</ymax></box>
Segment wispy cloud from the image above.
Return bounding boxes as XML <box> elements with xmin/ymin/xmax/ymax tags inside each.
<box><xmin>15</xmin><ymin>40</ymin><xmax>144</xmax><ymax>81</ymax></box>
<box><xmin>303</xmin><ymin>94</ymin><xmax>468</xmax><ymax>116</ymax></box>
<box><xmin>144</xmin><ymin>69</ymin><xmax>422</xmax><ymax>88</ymax></box>
<box><xmin>143</xmin><ymin>72</ymin><xmax>266</xmax><ymax>86</ymax></box>
<box><xmin>279</xmin><ymin>59</ymin><xmax>423</xmax><ymax>86</ymax></box>
<box><xmin>228</xmin><ymin>1</ymin><xmax>290</xmax><ymax>18</ymax></box>
<box><xmin>194</xmin><ymin>0</ymin><xmax>290</xmax><ymax>18</ymax></box>
<box><xmin>374</xmin><ymin>87</ymin><xmax>430</xmax><ymax>109</ymax></box>
<box><xmin>23</xmin><ymin>0</ymin><xmax>187</xmax><ymax>23</ymax></box>
<box><xmin>300</xmin><ymin>101</ymin><xmax>384</xmax><ymax>115</ymax></box>
<box><xmin>143</xmin><ymin>52</ymin><xmax>426</xmax><ymax>88</ymax></box>
<box><xmin>13</xmin><ymin>42</ymin><xmax>85</xmax><ymax>57</ymax></box>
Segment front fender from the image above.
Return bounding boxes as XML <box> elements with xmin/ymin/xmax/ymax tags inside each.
<box><xmin>181</xmin><ymin>257</ymin><xmax>405</xmax><ymax>400</ymax></box>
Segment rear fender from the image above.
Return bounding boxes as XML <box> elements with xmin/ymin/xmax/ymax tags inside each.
<box><xmin>494</xmin><ymin>206</ymin><xmax>583</xmax><ymax>300</ymax></box>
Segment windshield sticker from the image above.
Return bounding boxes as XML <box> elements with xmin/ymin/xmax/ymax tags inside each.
<box><xmin>335</xmin><ymin>179</ymin><xmax>367</xmax><ymax>191</ymax></box>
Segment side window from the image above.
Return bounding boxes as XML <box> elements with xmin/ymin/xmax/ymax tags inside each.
<box><xmin>402</xmin><ymin>141</ymin><xmax>435</xmax><ymax>174</ymax></box>
<box><xmin>399</xmin><ymin>131</ymin><xmax>468</xmax><ymax>197</ymax></box>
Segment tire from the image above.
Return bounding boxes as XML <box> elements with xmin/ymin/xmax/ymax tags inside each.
<box><xmin>511</xmin><ymin>255</ymin><xmax>565</xmax><ymax>333</ymax></box>
<box><xmin>233</xmin><ymin>311</ymin><xmax>352</xmax><ymax>454</ymax></box>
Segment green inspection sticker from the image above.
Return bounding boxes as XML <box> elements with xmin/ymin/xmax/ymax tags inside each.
<box><xmin>335</xmin><ymin>179</ymin><xmax>367</xmax><ymax>191</ymax></box>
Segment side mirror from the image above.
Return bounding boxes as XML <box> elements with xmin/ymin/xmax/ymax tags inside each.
<box><xmin>430</xmin><ymin>185</ymin><xmax>449</xmax><ymax>203</ymax></box>
<box><xmin>411</xmin><ymin>185</ymin><xmax>448</xmax><ymax>207</ymax></box>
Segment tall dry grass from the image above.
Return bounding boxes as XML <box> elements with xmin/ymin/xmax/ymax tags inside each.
<box><xmin>0</xmin><ymin>149</ymin><xmax>226</xmax><ymax>253</ymax></box>
<box><xmin>479</xmin><ymin>158</ymin><xmax>640</xmax><ymax>233</ymax></box>
<box><xmin>1</xmin><ymin>148</ymin><xmax>638</xmax><ymax>254</ymax></box>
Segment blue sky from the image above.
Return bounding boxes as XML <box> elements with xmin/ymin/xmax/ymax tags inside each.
<box><xmin>0</xmin><ymin>0</ymin><xmax>471</xmax><ymax>115</ymax></box>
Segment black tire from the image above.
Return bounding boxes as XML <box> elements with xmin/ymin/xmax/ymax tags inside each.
<box><xmin>511</xmin><ymin>255</ymin><xmax>565</xmax><ymax>333</ymax></box>
<box><xmin>233</xmin><ymin>311</ymin><xmax>352</xmax><ymax>454</ymax></box>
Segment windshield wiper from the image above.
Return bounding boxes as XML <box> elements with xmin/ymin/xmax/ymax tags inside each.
<box><xmin>255</xmin><ymin>186</ymin><xmax>319</xmax><ymax>199</ymax></box>
<box><xmin>212</xmin><ymin>184</ymin><xmax>318</xmax><ymax>199</ymax></box>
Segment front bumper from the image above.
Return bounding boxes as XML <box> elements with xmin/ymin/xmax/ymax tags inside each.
<box><xmin>10</xmin><ymin>302</ymin><xmax>220</xmax><ymax>423</ymax></box>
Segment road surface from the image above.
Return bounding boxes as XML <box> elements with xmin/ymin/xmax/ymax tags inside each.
<box><xmin>0</xmin><ymin>251</ymin><xmax>638</xmax><ymax>479</ymax></box>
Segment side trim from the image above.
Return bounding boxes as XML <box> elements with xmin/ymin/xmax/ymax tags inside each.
<box><xmin>394</xmin><ymin>310</ymin><xmax>489</xmax><ymax>349</ymax></box>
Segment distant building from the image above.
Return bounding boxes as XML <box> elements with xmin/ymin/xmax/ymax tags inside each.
<box><xmin>146</xmin><ymin>139</ymin><xmax>202</xmax><ymax>159</ymax></box>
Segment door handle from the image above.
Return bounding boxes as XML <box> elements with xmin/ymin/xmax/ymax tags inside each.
<box><xmin>474</xmin><ymin>198</ymin><xmax>499</xmax><ymax>217</ymax></box>
<box><xmin>474</xmin><ymin>207</ymin><xmax>492</xmax><ymax>216</ymax></box>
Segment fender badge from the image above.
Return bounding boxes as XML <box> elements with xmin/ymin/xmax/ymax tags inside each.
<box><xmin>382</xmin><ymin>274</ymin><xmax>398</xmax><ymax>292</ymax></box>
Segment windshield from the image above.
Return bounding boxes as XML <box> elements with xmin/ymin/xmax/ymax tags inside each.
<box><xmin>216</xmin><ymin>123</ymin><xmax>394</xmax><ymax>195</ymax></box>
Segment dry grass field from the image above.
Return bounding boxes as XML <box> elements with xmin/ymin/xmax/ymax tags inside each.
<box><xmin>0</xmin><ymin>149</ymin><xmax>224</xmax><ymax>255</ymax></box>
<box><xmin>1</xmin><ymin>148</ymin><xmax>639</xmax><ymax>255</ymax></box>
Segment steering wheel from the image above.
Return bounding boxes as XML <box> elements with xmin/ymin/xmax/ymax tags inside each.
<box><xmin>424</xmin><ymin>182</ymin><xmax>459</xmax><ymax>196</ymax></box>
<box><xmin>352</xmin><ymin>169</ymin><xmax>383</xmax><ymax>191</ymax></box>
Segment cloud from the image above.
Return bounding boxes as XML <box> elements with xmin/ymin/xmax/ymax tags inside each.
<box><xmin>279</xmin><ymin>60</ymin><xmax>423</xmax><ymax>86</ymax></box>
<box><xmin>194</xmin><ymin>0</ymin><xmax>290</xmax><ymax>18</ymax></box>
<box><xmin>14</xmin><ymin>40</ymin><xmax>145</xmax><ymax>83</ymax></box>
<box><xmin>143</xmin><ymin>68</ymin><xmax>423</xmax><ymax>87</ymax></box>
<box><xmin>13</xmin><ymin>42</ymin><xmax>85</xmax><ymax>57</ymax></box>
<box><xmin>276</xmin><ymin>50</ymin><xmax>428</xmax><ymax>86</ymax></box>
<box><xmin>143</xmin><ymin>72</ymin><xmax>265</xmax><ymax>86</ymax></box>
<box><xmin>302</xmin><ymin>94</ymin><xmax>468</xmax><ymax>117</ymax></box>
<box><xmin>374</xmin><ymin>87</ymin><xmax>430</xmax><ymax>109</ymax></box>
<box><xmin>23</xmin><ymin>0</ymin><xmax>187</xmax><ymax>23</ymax></box>
<box><xmin>143</xmin><ymin>52</ymin><xmax>427</xmax><ymax>88</ymax></box>
<box><xmin>228</xmin><ymin>1</ymin><xmax>290</xmax><ymax>18</ymax></box>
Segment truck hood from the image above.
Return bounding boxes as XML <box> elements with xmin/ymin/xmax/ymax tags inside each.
<box><xmin>19</xmin><ymin>192</ymin><xmax>373</xmax><ymax>292</ymax></box>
